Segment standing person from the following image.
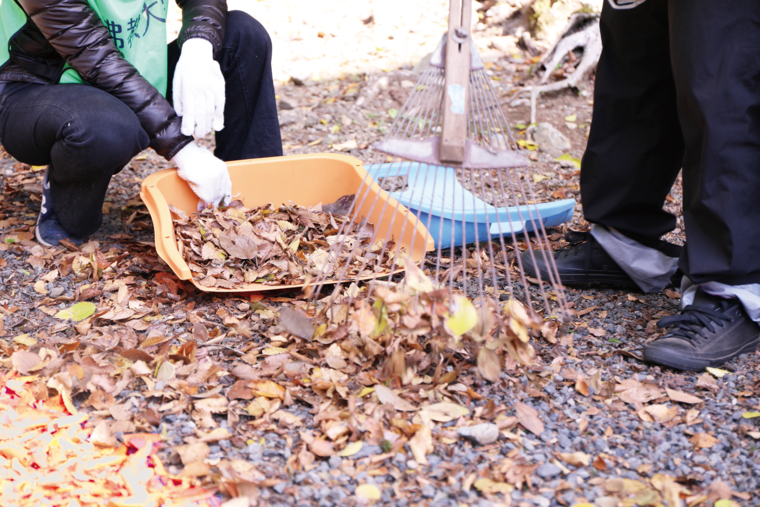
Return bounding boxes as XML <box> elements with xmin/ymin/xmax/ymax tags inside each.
<box><xmin>523</xmin><ymin>0</ymin><xmax>760</xmax><ymax>371</ymax></box>
<box><xmin>0</xmin><ymin>0</ymin><xmax>282</xmax><ymax>247</ymax></box>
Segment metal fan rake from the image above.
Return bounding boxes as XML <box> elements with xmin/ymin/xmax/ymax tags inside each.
<box><xmin>308</xmin><ymin>0</ymin><xmax>569</xmax><ymax>323</ymax></box>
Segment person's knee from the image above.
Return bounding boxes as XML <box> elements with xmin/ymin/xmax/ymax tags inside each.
<box><xmin>224</xmin><ymin>10</ymin><xmax>272</xmax><ymax>55</ymax></box>
<box><xmin>55</xmin><ymin>93</ymin><xmax>149</xmax><ymax>179</ymax></box>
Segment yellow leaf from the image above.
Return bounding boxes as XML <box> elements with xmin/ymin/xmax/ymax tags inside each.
<box><xmin>474</xmin><ymin>478</ymin><xmax>513</xmax><ymax>494</ymax></box>
<box><xmin>13</xmin><ymin>334</ymin><xmax>37</xmax><ymax>347</ymax></box>
<box><xmin>742</xmin><ymin>412</ymin><xmax>760</xmax><ymax>419</ymax></box>
<box><xmin>250</xmin><ymin>380</ymin><xmax>286</xmax><ymax>399</ymax></box>
<box><xmin>33</xmin><ymin>280</ymin><xmax>47</xmax><ymax>295</ymax></box>
<box><xmin>402</xmin><ymin>257</ymin><xmax>435</xmax><ymax>293</ymax></box>
<box><xmin>262</xmin><ymin>347</ymin><xmax>289</xmax><ymax>356</ymax></box>
<box><xmin>358</xmin><ymin>387</ymin><xmax>375</xmax><ymax>397</ymax></box>
<box><xmin>355</xmin><ymin>484</ymin><xmax>381</xmax><ymax>501</ymax></box>
<box><xmin>330</xmin><ymin>124</ymin><xmax>341</xmax><ymax>133</ymax></box>
<box><xmin>564</xmin><ymin>114</ymin><xmax>577</xmax><ymax>122</ymax></box>
<box><xmin>420</xmin><ymin>402</ymin><xmax>470</xmax><ymax>423</ymax></box>
<box><xmin>516</xmin><ymin>139</ymin><xmax>538</xmax><ymax>151</ymax></box>
<box><xmin>55</xmin><ymin>301</ymin><xmax>96</xmax><ymax>322</ymax></box>
<box><xmin>447</xmin><ymin>295</ymin><xmax>477</xmax><ymax>336</ymax></box>
<box><xmin>533</xmin><ymin>174</ymin><xmax>548</xmax><ymax>183</ymax></box>
<box><xmin>339</xmin><ymin>441</ymin><xmax>363</xmax><ymax>457</ymax></box>
<box><xmin>245</xmin><ymin>397</ymin><xmax>269</xmax><ymax>417</ymax></box>
<box><xmin>706</xmin><ymin>367</ymin><xmax>730</xmax><ymax>378</ymax></box>
<box><xmin>555</xmin><ymin>153</ymin><xmax>581</xmax><ymax>169</ymax></box>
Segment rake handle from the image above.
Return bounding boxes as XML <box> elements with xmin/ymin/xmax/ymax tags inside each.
<box><xmin>440</xmin><ymin>0</ymin><xmax>473</xmax><ymax>165</ymax></box>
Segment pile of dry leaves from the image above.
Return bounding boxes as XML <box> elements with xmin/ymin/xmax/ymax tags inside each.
<box><xmin>171</xmin><ymin>200</ymin><xmax>402</xmax><ymax>288</ymax></box>
<box><xmin>0</xmin><ymin>371</ymin><xmax>218</xmax><ymax>507</ymax></box>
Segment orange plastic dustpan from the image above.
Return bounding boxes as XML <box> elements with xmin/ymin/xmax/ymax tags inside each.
<box><xmin>140</xmin><ymin>153</ymin><xmax>435</xmax><ymax>293</ymax></box>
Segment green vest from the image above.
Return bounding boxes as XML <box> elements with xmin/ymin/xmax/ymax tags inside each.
<box><xmin>0</xmin><ymin>0</ymin><xmax>169</xmax><ymax>96</ymax></box>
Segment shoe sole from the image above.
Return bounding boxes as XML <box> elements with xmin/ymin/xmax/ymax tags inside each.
<box><xmin>522</xmin><ymin>257</ymin><xmax>639</xmax><ymax>287</ymax></box>
<box><xmin>643</xmin><ymin>335</ymin><xmax>760</xmax><ymax>371</ymax></box>
<box><xmin>35</xmin><ymin>219</ymin><xmax>55</xmax><ymax>247</ymax></box>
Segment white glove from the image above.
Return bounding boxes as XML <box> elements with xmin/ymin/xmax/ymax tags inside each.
<box><xmin>173</xmin><ymin>142</ymin><xmax>232</xmax><ymax>208</ymax></box>
<box><xmin>173</xmin><ymin>38</ymin><xmax>226</xmax><ymax>138</ymax></box>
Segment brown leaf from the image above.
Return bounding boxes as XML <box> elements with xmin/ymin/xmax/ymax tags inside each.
<box><xmin>116</xmin><ymin>347</ymin><xmax>153</xmax><ymax>363</ymax></box>
<box><xmin>193</xmin><ymin>322</ymin><xmax>209</xmax><ymax>342</ymax></box>
<box><xmin>696</xmin><ymin>372</ymin><xmax>719</xmax><ymax>390</ymax></box>
<box><xmin>11</xmin><ymin>351</ymin><xmax>42</xmax><ymax>374</ymax></box>
<box><xmin>515</xmin><ymin>402</ymin><xmax>544</xmax><ymax>436</ymax></box>
<box><xmin>588</xmin><ymin>328</ymin><xmax>606</xmax><ymax>337</ymax></box>
<box><xmin>374</xmin><ymin>384</ymin><xmax>416</xmax><ymax>412</ymax></box>
<box><xmin>557</xmin><ymin>451</ymin><xmax>590</xmax><ymax>467</ymax></box>
<box><xmin>593</xmin><ymin>455</ymin><xmax>607</xmax><ymax>470</ymax></box>
<box><xmin>575</xmin><ymin>377</ymin><xmax>590</xmax><ymax>396</ymax></box>
<box><xmin>176</xmin><ymin>442</ymin><xmax>211</xmax><ymax>465</ymax></box>
<box><xmin>279</xmin><ymin>307</ymin><xmax>314</xmax><ymax>340</ymax></box>
<box><xmin>690</xmin><ymin>432</ymin><xmax>719</xmax><ymax>449</ymax></box>
<box><xmin>665</xmin><ymin>289</ymin><xmax>681</xmax><ymax>299</ymax></box>
<box><xmin>228</xmin><ymin>380</ymin><xmax>254</xmax><ymax>400</ymax></box>
<box><xmin>477</xmin><ymin>348</ymin><xmax>501</xmax><ymax>383</ymax></box>
<box><xmin>219</xmin><ymin>229</ymin><xmax>266</xmax><ymax>260</ymax></box>
<box><xmin>231</xmin><ymin>363</ymin><xmax>259</xmax><ymax>380</ymax></box>
<box><xmin>309</xmin><ymin>439</ymin><xmax>334</xmax><ymax>457</ymax></box>
<box><xmin>90</xmin><ymin>421</ymin><xmax>119</xmax><ymax>447</ymax></box>
<box><xmin>665</xmin><ymin>388</ymin><xmax>704</xmax><ymax>405</ymax></box>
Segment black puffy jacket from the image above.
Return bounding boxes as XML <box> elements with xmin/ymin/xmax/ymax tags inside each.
<box><xmin>0</xmin><ymin>0</ymin><xmax>227</xmax><ymax>160</ymax></box>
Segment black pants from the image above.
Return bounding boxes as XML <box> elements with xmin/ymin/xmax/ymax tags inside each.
<box><xmin>0</xmin><ymin>10</ymin><xmax>282</xmax><ymax>237</ymax></box>
<box><xmin>581</xmin><ymin>0</ymin><xmax>760</xmax><ymax>286</ymax></box>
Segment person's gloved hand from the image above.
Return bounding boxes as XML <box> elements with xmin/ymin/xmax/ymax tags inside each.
<box><xmin>173</xmin><ymin>142</ymin><xmax>231</xmax><ymax>208</ymax></box>
<box><xmin>173</xmin><ymin>38</ymin><xmax>225</xmax><ymax>138</ymax></box>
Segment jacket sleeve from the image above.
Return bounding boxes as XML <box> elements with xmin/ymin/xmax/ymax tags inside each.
<box><xmin>16</xmin><ymin>0</ymin><xmax>192</xmax><ymax>160</ymax></box>
<box><xmin>176</xmin><ymin>0</ymin><xmax>228</xmax><ymax>54</ymax></box>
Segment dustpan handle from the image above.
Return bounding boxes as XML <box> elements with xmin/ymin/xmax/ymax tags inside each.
<box><xmin>440</xmin><ymin>0</ymin><xmax>473</xmax><ymax>165</ymax></box>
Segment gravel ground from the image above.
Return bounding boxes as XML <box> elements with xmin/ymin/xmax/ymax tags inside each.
<box><xmin>0</xmin><ymin>2</ymin><xmax>758</xmax><ymax>506</ymax></box>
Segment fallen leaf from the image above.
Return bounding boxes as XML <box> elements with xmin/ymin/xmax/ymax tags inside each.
<box><xmin>706</xmin><ymin>367</ymin><xmax>730</xmax><ymax>378</ymax></box>
<box><xmin>332</xmin><ymin>139</ymin><xmax>358</xmax><ymax>151</ymax></box>
<box><xmin>250</xmin><ymin>380</ymin><xmax>286</xmax><ymax>399</ymax></box>
<box><xmin>473</xmin><ymin>478</ymin><xmax>513</xmax><ymax>494</ymax></box>
<box><xmin>696</xmin><ymin>372</ymin><xmax>719</xmax><ymax>390</ymax></box>
<box><xmin>339</xmin><ymin>441</ymin><xmax>363</xmax><ymax>457</ymax></box>
<box><xmin>690</xmin><ymin>432</ymin><xmax>719</xmax><ymax>449</ymax></box>
<box><xmin>742</xmin><ymin>412</ymin><xmax>760</xmax><ymax>419</ymax></box>
<box><xmin>420</xmin><ymin>402</ymin><xmax>470</xmax><ymax>423</ymax></box>
<box><xmin>515</xmin><ymin>402</ymin><xmax>544</xmax><ymax>436</ymax></box>
<box><xmin>355</xmin><ymin>483</ymin><xmax>381</xmax><ymax>501</ymax></box>
<box><xmin>665</xmin><ymin>289</ymin><xmax>681</xmax><ymax>299</ymax></box>
<box><xmin>477</xmin><ymin>347</ymin><xmax>501</xmax><ymax>383</ymax></box>
<box><xmin>575</xmin><ymin>377</ymin><xmax>590</xmax><ymax>396</ymax></box>
<box><xmin>593</xmin><ymin>455</ymin><xmax>607</xmax><ymax>470</ymax></box>
<box><xmin>55</xmin><ymin>301</ymin><xmax>96</xmax><ymax>321</ymax></box>
<box><xmin>447</xmin><ymin>295</ymin><xmax>477</xmax><ymax>336</ymax></box>
<box><xmin>279</xmin><ymin>307</ymin><xmax>315</xmax><ymax>340</ymax></box>
<box><xmin>310</xmin><ymin>439</ymin><xmax>334</xmax><ymax>457</ymax></box>
<box><xmin>374</xmin><ymin>384</ymin><xmax>416</xmax><ymax>412</ymax></box>
<box><xmin>666</xmin><ymin>388</ymin><xmax>703</xmax><ymax>404</ymax></box>
<box><xmin>557</xmin><ymin>452</ymin><xmax>590</xmax><ymax>467</ymax></box>
<box><xmin>587</xmin><ymin>328</ymin><xmax>606</xmax><ymax>337</ymax></box>
<box><xmin>11</xmin><ymin>351</ymin><xmax>42</xmax><ymax>374</ymax></box>
<box><xmin>175</xmin><ymin>442</ymin><xmax>210</xmax><ymax>465</ymax></box>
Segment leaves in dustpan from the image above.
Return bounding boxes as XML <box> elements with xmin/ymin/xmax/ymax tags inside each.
<box><xmin>172</xmin><ymin>200</ymin><xmax>404</xmax><ymax>288</ymax></box>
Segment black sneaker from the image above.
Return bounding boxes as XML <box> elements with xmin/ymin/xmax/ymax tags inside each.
<box><xmin>520</xmin><ymin>231</ymin><xmax>638</xmax><ymax>287</ymax></box>
<box><xmin>643</xmin><ymin>288</ymin><xmax>760</xmax><ymax>371</ymax></box>
<box><xmin>35</xmin><ymin>169</ymin><xmax>84</xmax><ymax>247</ymax></box>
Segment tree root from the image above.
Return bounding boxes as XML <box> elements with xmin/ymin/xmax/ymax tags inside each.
<box><xmin>514</xmin><ymin>13</ymin><xmax>602</xmax><ymax>124</ymax></box>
